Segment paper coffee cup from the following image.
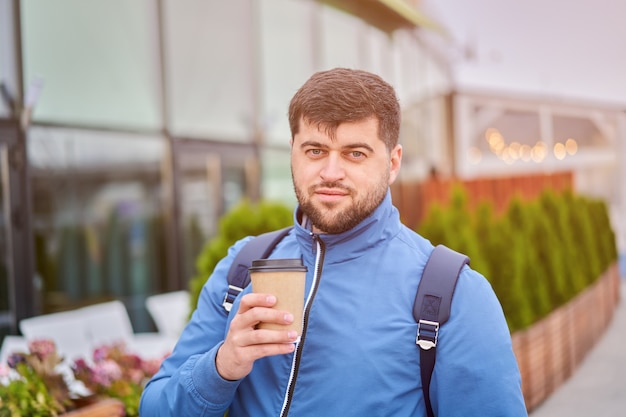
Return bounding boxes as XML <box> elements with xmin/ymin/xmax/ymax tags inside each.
<box><xmin>249</xmin><ymin>258</ymin><xmax>307</xmax><ymax>333</ymax></box>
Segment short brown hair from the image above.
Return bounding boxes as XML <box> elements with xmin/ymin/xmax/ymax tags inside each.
<box><xmin>288</xmin><ymin>68</ymin><xmax>400</xmax><ymax>152</ymax></box>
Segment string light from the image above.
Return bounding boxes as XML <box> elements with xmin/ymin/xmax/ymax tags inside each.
<box><xmin>554</xmin><ymin>142</ymin><xmax>566</xmax><ymax>160</ymax></box>
<box><xmin>565</xmin><ymin>138</ymin><xmax>578</xmax><ymax>155</ymax></box>
<box><xmin>476</xmin><ymin>128</ymin><xmax>578</xmax><ymax>165</ymax></box>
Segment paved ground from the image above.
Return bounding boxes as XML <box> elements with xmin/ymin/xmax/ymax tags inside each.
<box><xmin>529</xmin><ymin>278</ymin><xmax>626</xmax><ymax>417</ymax></box>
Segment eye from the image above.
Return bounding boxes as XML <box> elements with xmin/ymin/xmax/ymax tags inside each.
<box><xmin>306</xmin><ymin>148</ymin><xmax>325</xmax><ymax>158</ymax></box>
<box><xmin>346</xmin><ymin>150</ymin><xmax>366</xmax><ymax>160</ymax></box>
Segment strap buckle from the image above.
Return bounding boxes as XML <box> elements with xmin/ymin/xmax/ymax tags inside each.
<box><xmin>416</xmin><ymin>319</ymin><xmax>439</xmax><ymax>350</ymax></box>
<box><xmin>222</xmin><ymin>284</ymin><xmax>244</xmax><ymax>312</ymax></box>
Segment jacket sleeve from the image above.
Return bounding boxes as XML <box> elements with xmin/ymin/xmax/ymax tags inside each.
<box><xmin>430</xmin><ymin>267</ymin><xmax>528</xmax><ymax>417</ymax></box>
<box><xmin>139</xmin><ymin>238</ymin><xmax>252</xmax><ymax>417</ymax></box>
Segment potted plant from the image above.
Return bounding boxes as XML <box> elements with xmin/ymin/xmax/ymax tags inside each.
<box><xmin>0</xmin><ymin>339</ymin><xmax>164</xmax><ymax>417</ymax></box>
<box><xmin>72</xmin><ymin>343</ymin><xmax>163</xmax><ymax>417</ymax></box>
<box><xmin>0</xmin><ymin>339</ymin><xmax>74</xmax><ymax>416</ymax></box>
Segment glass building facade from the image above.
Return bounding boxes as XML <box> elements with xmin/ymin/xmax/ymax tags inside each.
<box><xmin>3</xmin><ymin>0</ymin><xmax>622</xmax><ymax>339</ymax></box>
<box><xmin>0</xmin><ymin>0</ymin><xmax>452</xmax><ymax>335</ymax></box>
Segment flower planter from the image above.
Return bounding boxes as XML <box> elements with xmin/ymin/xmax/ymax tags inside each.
<box><xmin>512</xmin><ymin>262</ymin><xmax>620</xmax><ymax>411</ymax></box>
<box><xmin>2</xmin><ymin>341</ymin><xmax>159</xmax><ymax>417</ymax></box>
<box><xmin>60</xmin><ymin>398</ymin><xmax>125</xmax><ymax>417</ymax></box>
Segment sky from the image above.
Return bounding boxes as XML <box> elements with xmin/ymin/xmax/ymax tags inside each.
<box><xmin>421</xmin><ymin>0</ymin><xmax>626</xmax><ymax>107</ymax></box>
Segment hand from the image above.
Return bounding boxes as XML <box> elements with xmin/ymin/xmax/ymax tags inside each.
<box><xmin>215</xmin><ymin>293</ymin><xmax>299</xmax><ymax>381</ymax></box>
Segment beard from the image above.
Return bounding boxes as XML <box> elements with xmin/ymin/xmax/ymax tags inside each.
<box><xmin>293</xmin><ymin>172</ymin><xmax>389</xmax><ymax>234</ymax></box>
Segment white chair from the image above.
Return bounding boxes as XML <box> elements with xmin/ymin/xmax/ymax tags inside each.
<box><xmin>76</xmin><ymin>300</ymin><xmax>175</xmax><ymax>359</ymax></box>
<box><xmin>129</xmin><ymin>332</ymin><xmax>177</xmax><ymax>359</ymax></box>
<box><xmin>79</xmin><ymin>300</ymin><xmax>136</xmax><ymax>348</ymax></box>
<box><xmin>19</xmin><ymin>309</ymin><xmax>92</xmax><ymax>361</ymax></box>
<box><xmin>145</xmin><ymin>290</ymin><xmax>190</xmax><ymax>338</ymax></box>
<box><xmin>19</xmin><ymin>299</ymin><xmax>177</xmax><ymax>362</ymax></box>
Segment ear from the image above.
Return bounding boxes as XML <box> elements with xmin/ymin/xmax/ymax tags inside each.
<box><xmin>388</xmin><ymin>144</ymin><xmax>402</xmax><ymax>185</ymax></box>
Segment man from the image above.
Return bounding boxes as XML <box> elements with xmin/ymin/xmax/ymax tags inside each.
<box><xmin>140</xmin><ymin>68</ymin><xmax>527</xmax><ymax>416</ymax></box>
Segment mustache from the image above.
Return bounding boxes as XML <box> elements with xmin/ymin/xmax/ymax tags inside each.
<box><xmin>309</xmin><ymin>182</ymin><xmax>353</xmax><ymax>193</ymax></box>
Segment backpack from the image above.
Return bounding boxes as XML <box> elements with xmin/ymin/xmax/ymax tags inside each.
<box><xmin>221</xmin><ymin>227</ymin><xmax>469</xmax><ymax>417</ymax></box>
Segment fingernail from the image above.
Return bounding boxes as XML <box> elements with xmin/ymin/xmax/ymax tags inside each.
<box><xmin>266</xmin><ymin>295</ymin><xmax>277</xmax><ymax>304</ymax></box>
<box><xmin>287</xmin><ymin>331</ymin><xmax>298</xmax><ymax>340</ymax></box>
<box><xmin>284</xmin><ymin>313</ymin><xmax>294</xmax><ymax>322</ymax></box>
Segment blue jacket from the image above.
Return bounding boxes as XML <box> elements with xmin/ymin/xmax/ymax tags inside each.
<box><xmin>140</xmin><ymin>191</ymin><xmax>527</xmax><ymax>416</ymax></box>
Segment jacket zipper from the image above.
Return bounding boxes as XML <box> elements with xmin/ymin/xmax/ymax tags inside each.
<box><xmin>279</xmin><ymin>234</ymin><xmax>325</xmax><ymax>417</ymax></box>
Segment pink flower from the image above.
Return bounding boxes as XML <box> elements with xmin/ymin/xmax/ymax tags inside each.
<box><xmin>71</xmin><ymin>358</ymin><xmax>93</xmax><ymax>380</ymax></box>
<box><xmin>27</xmin><ymin>339</ymin><xmax>56</xmax><ymax>360</ymax></box>
<box><xmin>92</xmin><ymin>345</ymin><xmax>111</xmax><ymax>362</ymax></box>
<box><xmin>0</xmin><ymin>363</ymin><xmax>9</xmax><ymax>377</ymax></box>
<box><xmin>91</xmin><ymin>360</ymin><xmax>122</xmax><ymax>387</ymax></box>
<box><xmin>123</xmin><ymin>353</ymin><xmax>142</xmax><ymax>368</ymax></box>
<box><xmin>126</xmin><ymin>368</ymin><xmax>144</xmax><ymax>385</ymax></box>
<box><xmin>141</xmin><ymin>357</ymin><xmax>162</xmax><ymax>376</ymax></box>
<box><xmin>72</xmin><ymin>358</ymin><xmax>90</xmax><ymax>372</ymax></box>
<box><xmin>71</xmin><ymin>342</ymin><xmax>166</xmax><ymax>400</ymax></box>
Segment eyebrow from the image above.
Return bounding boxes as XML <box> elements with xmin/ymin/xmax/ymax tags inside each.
<box><xmin>299</xmin><ymin>140</ymin><xmax>375</xmax><ymax>153</ymax></box>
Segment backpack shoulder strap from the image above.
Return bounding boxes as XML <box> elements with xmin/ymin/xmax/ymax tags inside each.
<box><xmin>222</xmin><ymin>226</ymin><xmax>293</xmax><ymax>312</ymax></box>
<box><xmin>414</xmin><ymin>244</ymin><xmax>470</xmax><ymax>417</ymax></box>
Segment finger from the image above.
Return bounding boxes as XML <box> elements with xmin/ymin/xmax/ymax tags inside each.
<box><xmin>245</xmin><ymin>329</ymin><xmax>300</xmax><ymax>347</ymax></box>
<box><xmin>254</xmin><ymin>309</ymin><xmax>295</xmax><ymax>328</ymax></box>
<box><xmin>216</xmin><ymin>334</ymin><xmax>296</xmax><ymax>380</ymax></box>
<box><xmin>222</xmin><ymin>328</ymin><xmax>298</xmax><ymax>374</ymax></box>
<box><xmin>249</xmin><ymin>339</ymin><xmax>297</xmax><ymax>358</ymax></box>
<box><xmin>238</xmin><ymin>293</ymin><xmax>277</xmax><ymax>314</ymax></box>
<box><xmin>230</xmin><ymin>306</ymin><xmax>294</xmax><ymax>333</ymax></box>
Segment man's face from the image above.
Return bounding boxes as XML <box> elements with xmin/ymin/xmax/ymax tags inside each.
<box><xmin>290</xmin><ymin>117</ymin><xmax>402</xmax><ymax>234</ymax></box>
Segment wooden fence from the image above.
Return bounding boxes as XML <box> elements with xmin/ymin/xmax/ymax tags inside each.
<box><xmin>513</xmin><ymin>262</ymin><xmax>621</xmax><ymax>411</ymax></box>
<box><xmin>391</xmin><ymin>171</ymin><xmax>573</xmax><ymax>229</ymax></box>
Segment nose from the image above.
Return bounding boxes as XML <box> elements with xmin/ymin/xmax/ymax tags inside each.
<box><xmin>319</xmin><ymin>154</ymin><xmax>345</xmax><ymax>182</ymax></box>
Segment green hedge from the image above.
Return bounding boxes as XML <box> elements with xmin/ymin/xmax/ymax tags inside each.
<box><xmin>189</xmin><ymin>188</ymin><xmax>618</xmax><ymax>334</ymax></box>
<box><xmin>189</xmin><ymin>199</ymin><xmax>293</xmax><ymax>310</ymax></box>
<box><xmin>418</xmin><ymin>186</ymin><xmax>618</xmax><ymax>332</ymax></box>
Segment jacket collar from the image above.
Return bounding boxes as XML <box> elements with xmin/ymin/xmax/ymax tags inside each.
<box><xmin>293</xmin><ymin>189</ymin><xmax>401</xmax><ymax>265</ymax></box>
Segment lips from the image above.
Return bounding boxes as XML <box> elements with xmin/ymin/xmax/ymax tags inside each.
<box><xmin>315</xmin><ymin>188</ymin><xmax>348</xmax><ymax>196</ymax></box>
<box><xmin>312</xmin><ymin>187</ymin><xmax>350</xmax><ymax>205</ymax></box>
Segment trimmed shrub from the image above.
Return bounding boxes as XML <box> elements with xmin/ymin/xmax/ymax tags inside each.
<box><xmin>417</xmin><ymin>203</ymin><xmax>448</xmax><ymax>247</ymax></box>
<box><xmin>538</xmin><ymin>190</ymin><xmax>582</xmax><ymax>301</ymax></box>
<box><xmin>189</xmin><ymin>199</ymin><xmax>293</xmax><ymax>310</ymax></box>
<box><xmin>474</xmin><ymin>202</ymin><xmax>530</xmax><ymax>329</ymax></box>
<box><xmin>444</xmin><ymin>186</ymin><xmax>491</xmax><ymax>277</ymax></box>
<box><xmin>504</xmin><ymin>197</ymin><xmax>552</xmax><ymax>324</ymax></box>
<box><xmin>498</xmin><ymin>214</ymin><xmax>536</xmax><ymax>331</ymax></box>
<box><xmin>527</xmin><ymin>198</ymin><xmax>569</xmax><ymax>308</ymax></box>
<box><xmin>419</xmin><ymin>185</ymin><xmax>491</xmax><ymax>278</ymax></box>
<box><xmin>587</xmin><ymin>198</ymin><xmax>618</xmax><ymax>269</ymax></box>
<box><xmin>561</xmin><ymin>190</ymin><xmax>600</xmax><ymax>287</ymax></box>
<box><xmin>471</xmin><ymin>202</ymin><xmax>496</xmax><ymax>285</ymax></box>
<box><xmin>416</xmin><ymin>185</ymin><xmax>618</xmax><ymax>333</ymax></box>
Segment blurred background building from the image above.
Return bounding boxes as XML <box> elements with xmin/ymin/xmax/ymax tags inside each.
<box><xmin>0</xmin><ymin>0</ymin><xmax>624</xmax><ymax>336</ymax></box>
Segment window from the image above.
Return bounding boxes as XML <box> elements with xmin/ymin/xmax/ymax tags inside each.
<box><xmin>28</xmin><ymin>127</ymin><xmax>166</xmax><ymax>331</ymax></box>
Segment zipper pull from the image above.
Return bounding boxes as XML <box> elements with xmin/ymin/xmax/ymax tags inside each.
<box><xmin>311</xmin><ymin>233</ymin><xmax>322</xmax><ymax>255</ymax></box>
